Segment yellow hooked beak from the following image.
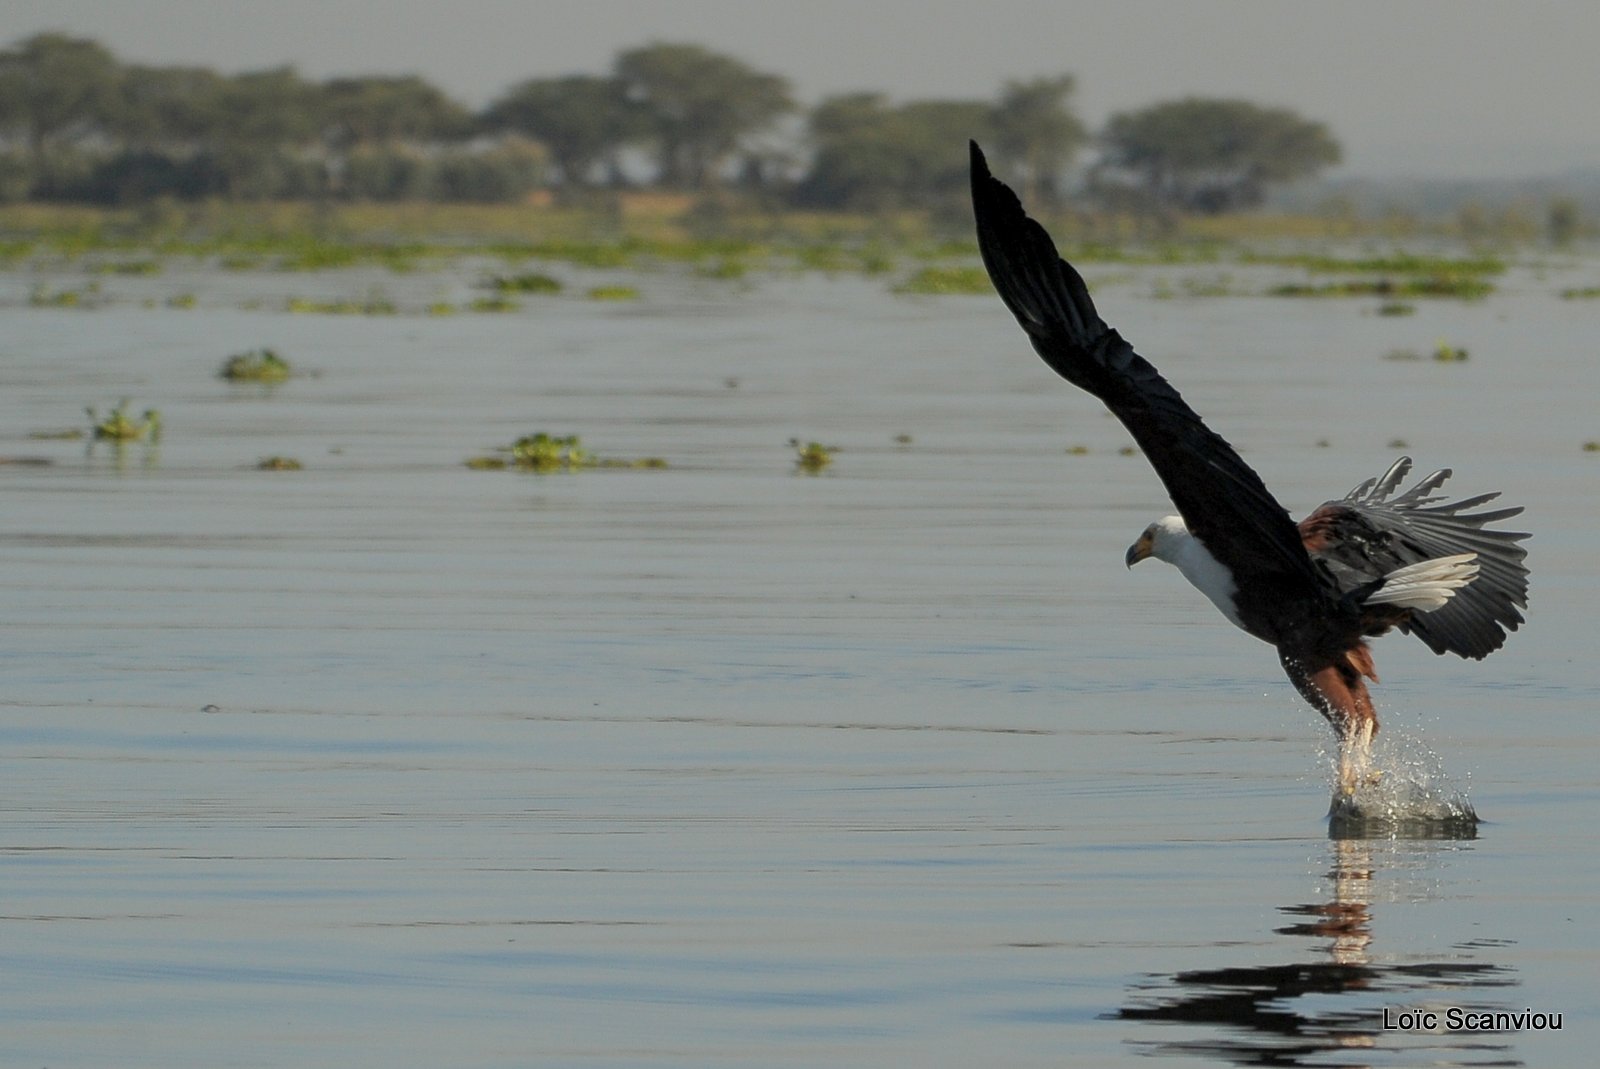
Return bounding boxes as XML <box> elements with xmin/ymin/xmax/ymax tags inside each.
<box><xmin>1125</xmin><ymin>531</ymin><xmax>1154</xmax><ymax>569</ymax></box>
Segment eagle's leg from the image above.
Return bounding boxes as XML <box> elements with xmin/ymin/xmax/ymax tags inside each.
<box><xmin>1280</xmin><ymin>652</ymin><xmax>1381</xmax><ymax>799</ymax></box>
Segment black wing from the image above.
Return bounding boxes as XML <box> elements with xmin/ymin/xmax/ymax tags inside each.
<box><xmin>970</xmin><ymin>141</ymin><xmax>1318</xmax><ymax>590</ymax></box>
<box><xmin>1300</xmin><ymin>457</ymin><xmax>1530</xmax><ymax>659</ymax></box>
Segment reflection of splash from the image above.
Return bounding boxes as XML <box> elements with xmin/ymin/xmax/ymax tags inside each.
<box><xmin>1322</xmin><ymin>726</ymin><xmax>1478</xmax><ymax>832</ymax></box>
<box><xmin>1115</xmin><ymin>836</ymin><xmax>1521</xmax><ymax>1065</ymax></box>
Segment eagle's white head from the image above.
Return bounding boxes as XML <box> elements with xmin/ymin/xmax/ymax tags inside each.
<box><xmin>1125</xmin><ymin>515</ymin><xmax>1192</xmax><ymax>569</ymax></box>
<box><xmin>1125</xmin><ymin>515</ymin><xmax>1246</xmax><ymax>629</ymax></box>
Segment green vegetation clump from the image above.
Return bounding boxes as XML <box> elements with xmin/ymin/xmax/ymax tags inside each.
<box><xmin>489</xmin><ymin>271</ymin><xmax>562</xmax><ymax>293</ymax></box>
<box><xmin>467</xmin><ymin>432</ymin><xmax>666</xmax><ymax>473</ymax></box>
<box><xmin>894</xmin><ymin>265</ymin><xmax>993</xmax><ymax>295</ymax></box>
<box><xmin>1376</xmin><ymin>301</ymin><xmax>1415</xmax><ymax>316</ymax></box>
<box><xmin>30</xmin><ymin>285</ymin><xmax>87</xmax><ymax>308</ymax></box>
<box><xmin>1432</xmin><ymin>342</ymin><xmax>1469</xmax><ymax>362</ymax></box>
<box><xmin>286</xmin><ymin>295</ymin><xmax>397</xmax><ymax>315</ymax></box>
<box><xmin>1248</xmin><ymin>252</ymin><xmax>1505</xmax><ymax>276</ymax></box>
<box><xmin>694</xmin><ymin>259</ymin><xmax>747</xmax><ymax>280</ymax></box>
<box><xmin>87</xmin><ymin>399</ymin><xmax>161</xmax><ymax>442</ymax></box>
<box><xmin>512</xmin><ymin>433</ymin><xmax>589</xmax><ymax>471</ymax></box>
<box><xmin>790</xmin><ymin>438</ymin><xmax>837</xmax><ymax>474</ymax></box>
<box><xmin>271</xmin><ymin>240</ymin><xmax>427</xmax><ymax>272</ymax></box>
<box><xmin>512</xmin><ymin>240</ymin><xmax>634</xmax><ymax>269</ymax></box>
<box><xmin>1268</xmin><ymin>275</ymin><xmax>1493</xmax><ymax>300</ymax></box>
<box><xmin>89</xmin><ymin>258</ymin><xmax>162</xmax><ymax>275</ymax></box>
<box><xmin>1583</xmin><ymin>440</ymin><xmax>1600</xmax><ymax>452</ymax></box>
<box><xmin>220</xmin><ymin>348</ymin><xmax>292</xmax><ymax>382</ymax></box>
<box><xmin>257</xmin><ymin>456</ymin><xmax>302</xmax><ymax>470</ymax></box>
<box><xmin>1560</xmin><ymin>287</ymin><xmax>1600</xmax><ymax>300</ymax></box>
<box><xmin>468</xmin><ymin>296</ymin><xmax>519</xmax><ymax>313</ymax></box>
<box><xmin>587</xmin><ymin>285</ymin><xmax>640</xmax><ymax>301</ymax></box>
<box><xmin>1255</xmin><ymin>252</ymin><xmax>1502</xmax><ymax>301</ymax></box>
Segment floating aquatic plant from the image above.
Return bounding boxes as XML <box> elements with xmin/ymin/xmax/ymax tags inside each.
<box><xmin>489</xmin><ymin>272</ymin><xmax>562</xmax><ymax>294</ymax></box>
<box><xmin>220</xmin><ymin>348</ymin><xmax>292</xmax><ymax>383</ymax></box>
<box><xmin>587</xmin><ymin>285</ymin><xmax>640</xmax><ymax>301</ymax></box>
<box><xmin>1432</xmin><ymin>341</ymin><xmax>1469</xmax><ymax>362</ymax></box>
<box><xmin>257</xmin><ymin>456</ymin><xmax>302</xmax><ymax>470</ymax></box>
<box><xmin>1560</xmin><ymin>286</ymin><xmax>1600</xmax><ymax>300</ymax></box>
<box><xmin>790</xmin><ymin>438</ymin><xmax>837</xmax><ymax>474</ymax></box>
<box><xmin>87</xmin><ymin>399</ymin><xmax>161</xmax><ymax>442</ymax></box>
<box><xmin>1268</xmin><ymin>275</ymin><xmax>1493</xmax><ymax>300</ymax></box>
<box><xmin>694</xmin><ymin>259</ymin><xmax>748</xmax><ymax>280</ymax></box>
<box><xmin>30</xmin><ymin>285</ymin><xmax>89</xmax><ymax>308</ymax></box>
<box><xmin>1248</xmin><ymin>251</ymin><xmax>1505</xmax><ymax>276</ymax></box>
<box><xmin>468</xmin><ymin>296</ymin><xmax>520</xmax><ymax>313</ymax></box>
<box><xmin>893</xmin><ymin>265</ymin><xmax>993</xmax><ymax>295</ymax></box>
<box><xmin>513</xmin><ymin>433</ymin><xmax>588</xmax><ymax>471</ymax></box>
<box><xmin>466</xmin><ymin>432</ymin><xmax>666</xmax><ymax>473</ymax></box>
<box><xmin>286</xmin><ymin>295</ymin><xmax>397</xmax><ymax>315</ymax></box>
<box><xmin>91</xmin><ymin>258</ymin><xmax>162</xmax><ymax>276</ymax></box>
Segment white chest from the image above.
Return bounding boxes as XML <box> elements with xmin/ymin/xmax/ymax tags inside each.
<box><xmin>1168</xmin><ymin>537</ymin><xmax>1245</xmax><ymax>630</ymax></box>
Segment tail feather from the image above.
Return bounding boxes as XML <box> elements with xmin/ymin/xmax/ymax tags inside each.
<box><xmin>1366</xmin><ymin>553</ymin><xmax>1480</xmax><ymax>612</ymax></box>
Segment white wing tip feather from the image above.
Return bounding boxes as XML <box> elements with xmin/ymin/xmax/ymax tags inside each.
<box><xmin>1367</xmin><ymin>552</ymin><xmax>1480</xmax><ymax>612</ymax></box>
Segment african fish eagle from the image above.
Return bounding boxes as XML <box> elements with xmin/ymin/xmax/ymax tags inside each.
<box><xmin>969</xmin><ymin>141</ymin><xmax>1530</xmax><ymax>801</ymax></box>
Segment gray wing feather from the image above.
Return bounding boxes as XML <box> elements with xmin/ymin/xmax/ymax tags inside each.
<box><xmin>1334</xmin><ymin>457</ymin><xmax>1530</xmax><ymax>659</ymax></box>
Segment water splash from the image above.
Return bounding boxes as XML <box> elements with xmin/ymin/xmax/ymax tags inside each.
<box><xmin>1322</xmin><ymin>726</ymin><xmax>1478</xmax><ymax>838</ymax></box>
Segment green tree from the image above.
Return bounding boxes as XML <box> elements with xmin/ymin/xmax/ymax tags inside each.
<box><xmin>484</xmin><ymin>75</ymin><xmax>645</xmax><ymax>189</ymax></box>
<box><xmin>319</xmin><ymin>75</ymin><xmax>471</xmax><ymax>199</ymax></box>
<box><xmin>613</xmin><ymin>42</ymin><xmax>792</xmax><ymax>189</ymax></box>
<box><xmin>1098</xmin><ymin>97</ymin><xmax>1340</xmax><ymax>214</ymax></box>
<box><xmin>797</xmin><ymin>93</ymin><xmax>992</xmax><ymax>210</ymax></box>
<box><xmin>205</xmin><ymin>67</ymin><xmax>328</xmax><ymax>198</ymax></box>
<box><xmin>0</xmin><ymin>33</ymin><xmax>121</xmax><ymax>157</ymax></box>
<box><xmin>323</xmin><ymin>75</ymin><xmax>471</xmax><ymax>150</ymax></box>
<box><xmin>217</xmin><ymin>67</ymin><xmax>324</xmax><ymax>150</ymax></box>
<box><xmin>990</xmin><ymin>75</ymin><xmax>1087</xmax><ymax>207</ymax></box>
<box><xmin>67</xmin><ymin>64</ymin><xmax>227</xmax><ymax>203</ymax></box>
<box><xmin>111</xmin><ymin>64</ymin><xmax>228</xmax><ymax>151</ymax></box>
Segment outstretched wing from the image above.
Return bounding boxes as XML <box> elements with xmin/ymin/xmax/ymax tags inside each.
<box><xmin>970</xmin><ymin>140</ymin><xmax>1317</xmax><ymax>590</ymax></box>
<box><xmin>1299</xmin><ymin>457</ymin><xmax>1530</xmax><ymax>659</ymax></box>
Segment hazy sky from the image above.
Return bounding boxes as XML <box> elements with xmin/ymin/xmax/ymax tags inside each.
<box><xmin>8</xmin><ymin>0</ymin><xmax>1599</xmax><ymax>178</ymax></box>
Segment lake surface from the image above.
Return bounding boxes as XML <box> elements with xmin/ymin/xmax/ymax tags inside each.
<box><xmin>1</xmin><ymin>252</ymin><xmax>1596</xmax><ymax>1067</ymax></box>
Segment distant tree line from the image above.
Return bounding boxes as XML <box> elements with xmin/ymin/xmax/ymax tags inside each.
<box><xmin>0</xmin><ymin>33</ymin><xmax>1340</xmax><ymax>213</ymax></box>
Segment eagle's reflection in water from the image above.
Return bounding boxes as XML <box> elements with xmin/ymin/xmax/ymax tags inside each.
<box><xmin>1115</xmin><ymin>822</ymin><xmax>1522</xmax><ymax>1066</ymax></box>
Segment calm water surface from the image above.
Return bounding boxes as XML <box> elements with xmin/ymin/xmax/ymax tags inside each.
<box><xmin>1</xmin><ymin>256</ymin><xmax>1596</xmax><ymax>1066</ymax></box>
